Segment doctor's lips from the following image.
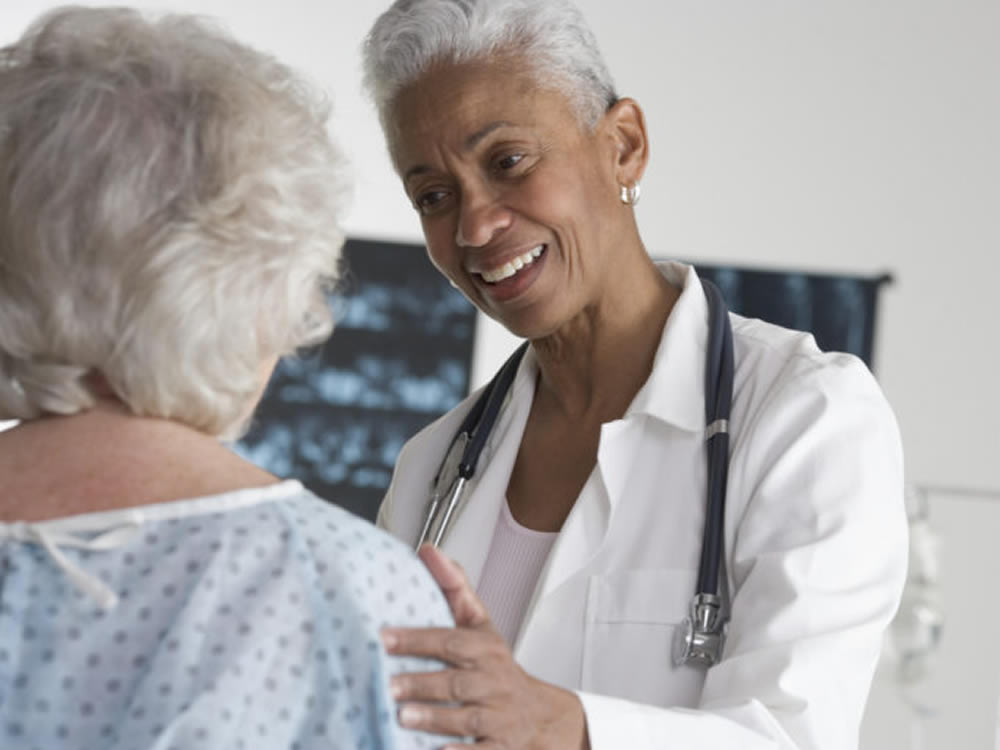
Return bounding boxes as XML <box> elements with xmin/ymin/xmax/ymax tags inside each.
<box><xmin>475</xmin><ymin>244</ymin><xmax>546</xmax><ymax>284</ymax></box>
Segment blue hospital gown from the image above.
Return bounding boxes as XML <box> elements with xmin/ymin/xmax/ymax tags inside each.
<box><xmin>0</xmin><ymin>480</ymin><xmax>458</xmax><ymax>749</ymax></box>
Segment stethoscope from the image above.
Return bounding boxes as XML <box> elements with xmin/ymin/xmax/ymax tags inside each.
<box><xmin>416</xmin><ymin>280</ymin><xmax>734</xmax><ymax>668</ymax></box>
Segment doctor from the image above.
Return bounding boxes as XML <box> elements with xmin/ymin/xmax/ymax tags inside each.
<box><xmin>364</xmin><ymin>1</ymin><xmax>908</xmax><ymax>748</ymax></box>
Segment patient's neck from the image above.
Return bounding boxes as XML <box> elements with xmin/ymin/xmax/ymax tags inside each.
<box><xmin>0</xmin><ymin>404</ymin><xmax>278</xmax><ymax>523</ymax></box>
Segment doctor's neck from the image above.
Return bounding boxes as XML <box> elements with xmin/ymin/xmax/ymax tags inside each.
<box><xmin>531</xmin><ymin>256</ymin><xmax>678</xmax><ymax>422</ymax></box>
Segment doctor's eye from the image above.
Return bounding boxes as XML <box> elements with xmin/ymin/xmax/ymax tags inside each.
<box><xmin>496</xmin><ymin>153</ymin><xmax>524</xmax><ymax>170</ymax></box>
<box><xmin>414</xmin><ymin>189</ymin><xmax>451</xmax><ymax>215</ymax></box>
<box><xmin>491</xmin><ymin>151</ymin><xmax>532</xmax><ymax>175</ymax></box>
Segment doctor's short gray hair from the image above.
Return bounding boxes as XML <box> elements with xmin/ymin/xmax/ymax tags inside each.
<box><xmin>0</xmin><ymin>6</ymin><xmax>348</xmax><ymax>439</ymax></box>
<box><xmin>362</xmin><ymin>0</ymin><xmax>618</xmax><ymax>133</ymax></box>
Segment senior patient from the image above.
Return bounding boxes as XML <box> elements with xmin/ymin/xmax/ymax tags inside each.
<box><xmin>0</xmin><ymin>7</ymin><xmax>455</xmax><ymax>749</ymax></box>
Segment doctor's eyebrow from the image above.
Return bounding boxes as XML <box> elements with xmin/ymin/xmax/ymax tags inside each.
<box><xmin>464</xmin><ymin>120</ymin><xmax>514</xmax><ymax>150</ymax></box>
<box><xmin>402</xmin><ymin>120</ymin><xmax>516</xmax><ymax>184</ymax></box>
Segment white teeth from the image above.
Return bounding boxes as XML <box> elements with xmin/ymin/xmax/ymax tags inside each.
<box><xmin>481</xmin><ymin>245</ymin><xmax>545</xmax><ymax>283</ymax></box>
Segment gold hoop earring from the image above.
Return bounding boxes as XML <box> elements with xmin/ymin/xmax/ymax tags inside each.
<box><xmin>619</xmin><ymin>183</ymin><xmax>641</xmax><ymax>206</ymax></box>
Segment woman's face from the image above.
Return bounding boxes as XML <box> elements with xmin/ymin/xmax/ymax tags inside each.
<box><xmin>388</xmin><ymin>60</ymin><xmax>633</xmax><ymax>339</ymax></box>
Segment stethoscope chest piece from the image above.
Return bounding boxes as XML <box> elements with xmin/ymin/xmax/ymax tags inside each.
<box><xmin>673</xmin><ymin>592</ymin><xmax>727</xmax><ymax>667</ymax></box>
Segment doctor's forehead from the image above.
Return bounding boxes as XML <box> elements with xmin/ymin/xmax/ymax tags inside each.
<box><xmin>384</xmin><ymin>60</ymin><xmax>573</xmax><ymax>167</ymax></box>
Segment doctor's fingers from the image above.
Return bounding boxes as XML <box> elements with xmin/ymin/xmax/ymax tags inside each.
<box><xmin>397</xmin><ymin>701</ymin><xmax>512</xmax><ymax>744</ymax></box>
<box><xmin>418</xmin><ymin>544</ymin><xmax>492</xmax><ymax>628</ymax></box>
<box><xmin>391</xmin><ymin>666</ymin><xmax>500</xmax><ymax>704</ymax></box>
<box><xmin>396</xmin><ymin>680</ymin><xmax>588</xmax><ymax>750</ymax></box>
<box><xmin>382</xmin><ymin>624</ymin><xmax>509</xmax><ymax>669</ymax></box>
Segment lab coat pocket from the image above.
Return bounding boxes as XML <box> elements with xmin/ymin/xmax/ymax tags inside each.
<box><xmin>583</xmin><ymin>569</ymin><xmax>707</xmax><ymax>707</ymax></box>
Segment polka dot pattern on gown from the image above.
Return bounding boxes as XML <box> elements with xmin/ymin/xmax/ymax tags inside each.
<box><xmin>0</xmin><ymin>481</ymin><xmax>460</xmax><ymax>749</ymax></box>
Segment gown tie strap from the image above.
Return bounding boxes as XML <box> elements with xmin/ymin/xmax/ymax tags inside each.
<box><xmin>1</xmin><ymin>512</ymin><xmax>144</xmax><ymax>610</ymax></box>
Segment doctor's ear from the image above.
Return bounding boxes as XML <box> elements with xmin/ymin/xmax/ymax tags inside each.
<box><xmin>603</xmin><ymin>97</ymin><xmax>649</xmax><ymax>187</ymax></box>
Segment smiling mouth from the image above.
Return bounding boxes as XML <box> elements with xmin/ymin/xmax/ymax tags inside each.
<box><xmin>479</xmin><ymin>245</ymin><xmax>545</xmax><ymax>284</ymax></box>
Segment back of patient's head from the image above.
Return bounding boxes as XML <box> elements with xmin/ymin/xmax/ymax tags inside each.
<box><xmin>0</xmin><ymin>6</ymin><xmax>348</xmax><ymax>439</ymax></box>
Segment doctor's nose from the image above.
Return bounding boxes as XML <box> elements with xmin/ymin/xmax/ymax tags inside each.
<box><xmin>455</xmin><ymin>191</ymin><xmax>512</xmax><ymax>248</ymax></box>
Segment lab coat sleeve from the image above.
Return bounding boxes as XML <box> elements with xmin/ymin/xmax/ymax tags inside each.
<box><xmin>377</xmin><ymin>417</ymin><xmax>442</xmax><ymax>537</ymax></box>
<box><xmin>377</xmin><ymin>436</ymin><xmax>416</xmax><ymax>534</ymax></box>
<box><xmin>578</xmin><ymin>355</ymin><xmax>908</xmax><ymax>750</ymax></box>
<box><xmin>375</xmin><ymin>480</ymin><xmax>392</xmax><ymax>531</ymax></box>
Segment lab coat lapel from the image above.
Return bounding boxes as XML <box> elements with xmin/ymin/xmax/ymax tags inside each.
<box><xmin>439</xmin><ymin>348</ymin><xmax>537</xmax><ymax>588</ymax></box>
<box><xmin>536</xmin><ymin>419</ymin><xmax>639</xmax><ymax>599</ymax></box>
<box><xmin>511</xmin><ymin>417</ymin><xmax>640</xmax><ymax>658</ymax></box>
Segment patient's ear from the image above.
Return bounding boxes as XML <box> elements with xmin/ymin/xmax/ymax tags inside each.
<box><xmin>83</xmin><ymin>369</ymin><xmax>116</xmax><ymax>399</ymax></box>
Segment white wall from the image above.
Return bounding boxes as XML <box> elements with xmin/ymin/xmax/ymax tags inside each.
<box><xmin>3</xmin><ymin>1</ymin><xmax>997</xmax><ymax>746</ymax></box>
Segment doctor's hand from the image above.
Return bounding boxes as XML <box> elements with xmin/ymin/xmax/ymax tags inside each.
<box><xmin>381</xmin><ymin>544</ymin><xmax>590</xmax><ymax>750</ymax></box>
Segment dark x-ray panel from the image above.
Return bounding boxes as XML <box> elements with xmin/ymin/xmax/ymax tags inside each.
<box><xmin>690</xmin><ymin>262</ymin><xmax>891</xmax><ymax>370</ymax></box>
<box><xmin>237</xmin><ymin>238</ymin><xmax>477</xmax><ymax>521</ymax></box>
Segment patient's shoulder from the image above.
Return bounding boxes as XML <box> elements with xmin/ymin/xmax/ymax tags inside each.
<box><xmin>277</xmin><ymin>490</ymin><xmax>455</xmax><ymax>630</ymax></box>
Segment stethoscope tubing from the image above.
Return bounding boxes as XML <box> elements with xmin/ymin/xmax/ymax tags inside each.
<box><xmin>417</xmin><ymin>343</ymin><xmax>528</xmax><ymax>548</ymax></box>
<box><xmin>698</xmin><ymin>280</ymin><xmax>734</xmax><ymax>598</ymax></box>
<box><xmin>457</xmin><ymin>342</ymin><xmax>528</xmax><ymax>479</ymax></box>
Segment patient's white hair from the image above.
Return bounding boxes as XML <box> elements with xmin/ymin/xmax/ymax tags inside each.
<box><xmin>0</xmin><ymin>6</ymin><xmax>348</xmax><ymax>439</ymax></box>
<box><xmin>362</xmin><ymin>0</ymin><xmax>617</xmax><ymax>134</ymax></box>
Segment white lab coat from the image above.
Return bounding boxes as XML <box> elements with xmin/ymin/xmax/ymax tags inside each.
<box><xmin>378</xmin><ymin>262</ymin><xmax>907</xmax><ymax>750</ymax></box>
